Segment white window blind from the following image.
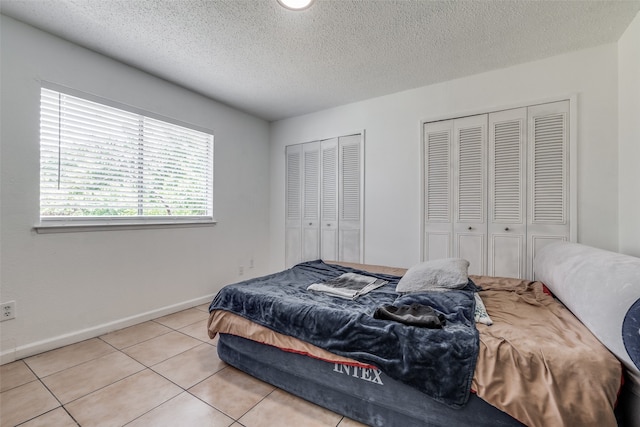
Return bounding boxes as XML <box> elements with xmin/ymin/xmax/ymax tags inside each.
<box><xmin>39</xmin><ymin>87</ymin><xmax>214</xmax><ymax>226</ymax></box>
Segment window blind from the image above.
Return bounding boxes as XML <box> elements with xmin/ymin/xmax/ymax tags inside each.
<box><xmin>39</xmin><ymin>87</ymin><xmax>214</xmax><ymax>224</ymax></box>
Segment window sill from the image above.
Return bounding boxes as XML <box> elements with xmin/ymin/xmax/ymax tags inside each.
<box><xmin>34</xmin><ymin>218</ymin><xmax>217</xmax><ymax>234</ymax></box>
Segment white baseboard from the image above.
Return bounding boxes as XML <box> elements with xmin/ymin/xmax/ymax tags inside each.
<box><xmin>0</xmin><ymin>293</ymin><xmax>216</xmax><ymax>365</ymax></box>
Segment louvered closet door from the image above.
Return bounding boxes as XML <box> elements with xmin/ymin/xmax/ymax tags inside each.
<box><xmin>320</xmin><ymin>138</ymin><xmax>339</xmax><ymax>261</ymax></box>
<box><xmin>301</xmin><ymin>141</ymin><xmax>321</xmax><ymax>261</ymax></box>
<box><xmin>527</xmin><ymin>101</ymin><xmax>570</xmax><ymax>278</ymax></box>
<box><xmin>423</xmin><ymin>120</ymin><xmax>453</xmax><ymax>261</ymax></box>
<box><xmin>453</xmin><ymin>115</ymin><xmax>488</xmax><ymax>276</ymax></box>
<box><xmin>285</xmin><ymin>144</ymin><xmax>302</xmax><ymax>267</ymax></box>
<box><xmin>488</xmin><ymin>108</ymin><xmax>527</xmax><ymax>278</ymax></box>
<box><xmin>338</xmin><ymin>134</ymin><xmax>363</xmax><ymax>263</ymax></box>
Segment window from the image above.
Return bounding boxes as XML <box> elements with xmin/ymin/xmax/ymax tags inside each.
<box><xmin>38</xmin><ymin>86</ymin><xmax>214</xmax><ymax>230</ymax></box>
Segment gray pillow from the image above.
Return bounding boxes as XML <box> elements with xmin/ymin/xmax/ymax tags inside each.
<box><xmin>396</xmin><ymin>258</ymin><xmax>470</xmax><ymax>293</ymax></box>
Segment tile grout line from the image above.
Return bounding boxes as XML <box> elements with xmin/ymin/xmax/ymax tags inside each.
<box><xmin>58</xmin><ymin>366</ymin><xmax>148</xmax><ymax>406</ymax></box>
<box><xmin>0</xmin><ymin>360</ymin><xmax>38</xmax><ymax>394</ymax></box>
<box><xmin>68</xmin><ymin>316</ymin><xmax>215</xmax><ymax>425</ymax></box>
<box><xmin>14</xmin><ymin>406</ymin><xmax>80</xmax><ymax>427</ymax></box>
<box><xmin>30</xmin><ymin>327</ymin><xmax>180</xmax><ymax>408</ymax></box>
<box><xmin>118</xmin><ymin>385</ymin><xmax>184</xmax><ymax>426</ymax></box>
<box><xmin>121</xmin><ymin>345</ymin><xmax>234</xmax><ymax>427</ymax></box>
<box><xmin>233</xmin><ymin>386</ymin><xmax>279</xmax><ymax>424</ymax></box>
<box><xmin>151</xmin><ymin>309</ymin><xmax>210</xmax><ymax>330</ymax></box>
<box><xmin>97</xmin><ymin>305</ymin><xmax>209</xmax><ymax>350</ymax></box>
<box><xmin>6</xmin><ymin>309</ymin><xmax>220</xmax><ymax>427</ymax></box>
<box><xmin>57</xmin><ymin>336</ymin><xmax>205</xmax><ymax>405</ymax></box>
<box><xmin>58</xmin><ymin>367</ymin><xmax>174</xmax><ymax>426</ymax></box>
<box><xmin>166</xmin><ymin>314</ymin><xmax>284</xmax><ymax>425</ymax></box>
<box><xmin>56</xmin><ymin>365</ymin><xmax>179</xmax><ymax>425</ymax></box>
<box><xmin>16</xmin><ymin>373</ymin><xmax>82</xmax><ymax>426</ymax></box>
<box><xmin>183</xmin><ymin>367</ymin><xmax>252</xmax><ymax>423</ymax></box>
<box><xmin>29</xmin><ymin>342</ymin><xmax>146</xmax><ymax>409</ymax></box>
<box><xmin>6</xmin><ymin>361</ymin><xmax>65</xmax><ymax>426</ymax></box>
<box><xmin>98</xmin><ymin>326</ymin><xmax>173</xmax><ymax>351</ymax></box>
<box><xmin>22</xmin><ymin>338</ymin><xmax>112</xmax><ymax>377</ymax></box>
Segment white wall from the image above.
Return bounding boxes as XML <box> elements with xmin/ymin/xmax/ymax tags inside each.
<box><xmin>270</xmin><ymin>43</ymin><xmax>620</xmax><ymax>270</ymax></box>
<box><xmin>0</xmin><ymin>16</ymin><xmax>271</xmax><ymax>363</ymax></box>
<box><xmin>618</xmin><ymin>12</ymin><xmax>640</xmax><ymax>258</ymax></box>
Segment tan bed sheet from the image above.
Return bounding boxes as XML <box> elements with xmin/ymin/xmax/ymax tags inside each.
<box><xmin>207</xmin><ymin>263</ymin><xmax>622</xmax><ymax>427</ymax></box>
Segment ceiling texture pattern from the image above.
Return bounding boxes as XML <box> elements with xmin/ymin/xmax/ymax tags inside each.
<box><xmin>1</xmin><ymin>0</ymin><xmax>639</xmax><ymax>121</ymax></box>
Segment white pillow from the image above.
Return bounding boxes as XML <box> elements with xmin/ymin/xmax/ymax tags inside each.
<box><xmin>396</xmin><ymin>258</ymin><xmax>470</xmax><ymax>293</ymax></box>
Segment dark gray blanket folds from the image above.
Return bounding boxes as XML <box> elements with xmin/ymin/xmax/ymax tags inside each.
<box><xmin>209</xmin><ymin>260</ymin><xmax>479</xmax><ymax>408</ymax></box>
<box><xmin>374</xmin><ymin>304</ymin><xmax>446</xmax><ymax>328</ymax></box>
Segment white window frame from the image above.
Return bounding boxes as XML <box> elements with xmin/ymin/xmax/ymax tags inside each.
<box><xmin>35</xmin><ymin>83</ymin><xmax>216</xmax><ymax>233</ymax></box>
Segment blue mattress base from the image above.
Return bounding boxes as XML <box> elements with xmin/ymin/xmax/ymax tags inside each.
<box><xmin>217</xmin><ymin>333</ymin><xmax>523</xmax><ymax>427</ymax></box>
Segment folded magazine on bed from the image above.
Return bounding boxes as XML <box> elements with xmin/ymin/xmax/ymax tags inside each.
<box><xmin>307</xmin><ymin>272</ymin><xmax>388</xmax><ymax>299</ymax></box>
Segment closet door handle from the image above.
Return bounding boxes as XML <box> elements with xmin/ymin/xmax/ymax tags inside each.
<box><xmin>505</xmin><ymin>227</ymin><xmax>510</xmax><ymax>231</ymax></box>
<box><xmin>468</xmin><ymin>226</ymin><xmax>473</xmax><ymax>231</ymax></box>
<box><xmin>309</xmin><ymin>222</ymin><xmax>313</xmax><ymax>226</ymax></box>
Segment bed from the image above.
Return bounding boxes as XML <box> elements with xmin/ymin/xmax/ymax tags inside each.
<box><xmin>207</xmin><ymin>244</ymin><xmax>638</xmax><ymax>427</ymax></box>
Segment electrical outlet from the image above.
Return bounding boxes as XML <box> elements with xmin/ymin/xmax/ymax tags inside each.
<box><xmin>1</xmin><ymin>301</ymin><xmax>16</xmax><ymax>321</ymax></box>
<box><xmin>238</xmin><ymin>266</ymin><xmax>244</xmax><ymax>276</ymax></box>
<box><xmin>249</xmin><ymin>258</ymin><xmax>254</xmax><ymax>269</ymax></box>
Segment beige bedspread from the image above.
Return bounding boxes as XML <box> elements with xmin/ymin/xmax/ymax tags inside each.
<box><xmin>207</xmin><ymin>263</ymin><xmax>622</xmax><ymax>427</ymax></box>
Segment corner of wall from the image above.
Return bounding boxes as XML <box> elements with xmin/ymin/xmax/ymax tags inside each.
<box><xmin>617</xmin><ymin>11</ymin><xmax>640</xmax><ymax>257</ymax></box>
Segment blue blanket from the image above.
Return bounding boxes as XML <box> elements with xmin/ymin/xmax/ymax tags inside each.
<box><xmin>209</xmin><ymin>260</ymin><xmax>479</xmax><ymax>408</ymax></box>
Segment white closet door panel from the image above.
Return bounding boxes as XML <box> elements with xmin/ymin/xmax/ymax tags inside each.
<box><xmin>528</xmin><ymin>101</ymin><xmax>569</xmax><ymax>225</ymax></box>
<box><xmin>425</xmin><ymin>231</ymin><xmax>452</xmax><ymax>261</ymax></box>
<box><xmin>321</xmin><ymin>139</ymin><xmax>338</xmax><ymax>222</ymax></box>
<box><xmin>321</xmin><ymin>228</ymin><xmax>338</xmax><ymax>261</ymax></box>
<box><xmin>490</xmin><ymin>234</ymin><xmax>524</xmax><ymax>278</ymax></box>
<box><xmin>285</xmin><ymin>228</ymin><xmax>302</xmax><ymax>267</ymax></box>
<box><xmin>303</xmin><ymin>227</ymin><xmax>320</xmax><ymax>260</ymax></box>
<box><xmin>285</xmin><ymin>145</ymin><xmax>302</xmax><ymax>267</ymax></box>
<box><xmin>301</xmin><ymin>142</ymin><xmax>320</xmax><ymax>261</ymax></box>
<box><xmin>527</xmin><ymin>101</ymin><xmax>570</xmax><ymax>278</ymax></box>
<box><xmin>489</xmin><ymin>108</ymin><xmax>526</xmax><ymax>224</ymax></box>
<box><xmin>454</xmin><ymin>115</ymin><xmax>487</xmax><ymax>224</ymax></box>
<box><xmin>339</xmin><ymin>134</ymin><xmax>363</xmax><ymax>263</ymax></box>
<box><xmin>488</xmin><ymin>108</ymin><xmax>526</xmax><ymax>278</ymax></box>
<box><xmin>321</xmin><ymin>138</ymin><xmax>338</xmax><ymax>261</ymax></box>
<box><xmin>529</xmin><ymin>233</ymin><xmax>568</xmax><ymax>280</ymax></box>
<box><xmin>457</xmin><ymin>232</ymin><xmax>485</xmax><ymax>275</ymax></box>
<box><xmin>339</xmin><ymin>228</ymin><xmax>361</xmax><ymax>263</ymax></box>
<box><xmin>303</xmin><ymin>143</ymin><xmax>320</xmax><ymax>222</ymax></box>
<box><xmin>423</xmin><ymin>120</ymin><xmax>453</xmax><ymax>261</ymax></box>
<box><xmin>339</xmin><ymin>135</ymin><xmax>361</xmax><ymax>223</ymax></box>
<box><xmin>286</xmin><ymin>145</ymin><xmax>302</xmax><ymax>224</ymax></box>
<box><xmin>424</xmin><ymin>121</ymin><xmax>452</xmax><ymax>223</ymax></box>
<box><xmin>453</xmin><ymin>115</ymin><xmax>487</xmax><ymax>268</ymax></box>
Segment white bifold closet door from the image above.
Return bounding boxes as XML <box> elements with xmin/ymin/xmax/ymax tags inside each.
<box><xmin>285</xmin><ymin>144</ymin><xmax>303</xmax><ymax>268</ymax></box>
<box><xmin>423</xmin><ymin>100</ymin><xmax>570</xmax><ymax>280</ymax></box>
<box><xmin>302</xmin><ymin>141</ymin><xmax>321</xmax><ymax>261</ymax></box>
<box><xmin>453</xmin><ymin>115</ymin><xmax>488</xmax><ymax>276</ymax></box>
<box><xmin>423</xmin><ymin>120</ymin><xmax>453</xmax><ymax>262</ymax></box>
<box><xmin>285</xmin><ymin>134</ymin><xmax>363</xmax><ymax>267</ymax></box>
<box><xmin>527</xmin><ymin>101</ymin><xmax>570</xmax><ymax>279</ymax></box>
<box><xmin>488</xmin><ymin>108</ymin><xmax>527</xmax><ymax>278</ymax></box>
<box><xmin>338</xmin><ymin>134</ymin><xmax>362</xmax><ymax>263</ymax></box>
<box><xmin>423</xmin><ymin>115</ymin><xmax>489</xmax><ymax>276</ymax></box>
<box><xmin>320</xmin><ymin>138</ymin><xmax>339</xmax><ymax>261</ymax></box>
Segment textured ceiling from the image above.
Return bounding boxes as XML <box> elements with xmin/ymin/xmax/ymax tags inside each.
<box><xmin>1</xmin><ymin>0</ymin><xmax>639</xmax><ymax>121</ymax></box>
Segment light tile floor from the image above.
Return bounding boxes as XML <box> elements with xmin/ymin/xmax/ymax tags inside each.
<box><xmin>0</xmin><ymin>304</ymin><xmax>366</xmax><ymax>427</ymax></box>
